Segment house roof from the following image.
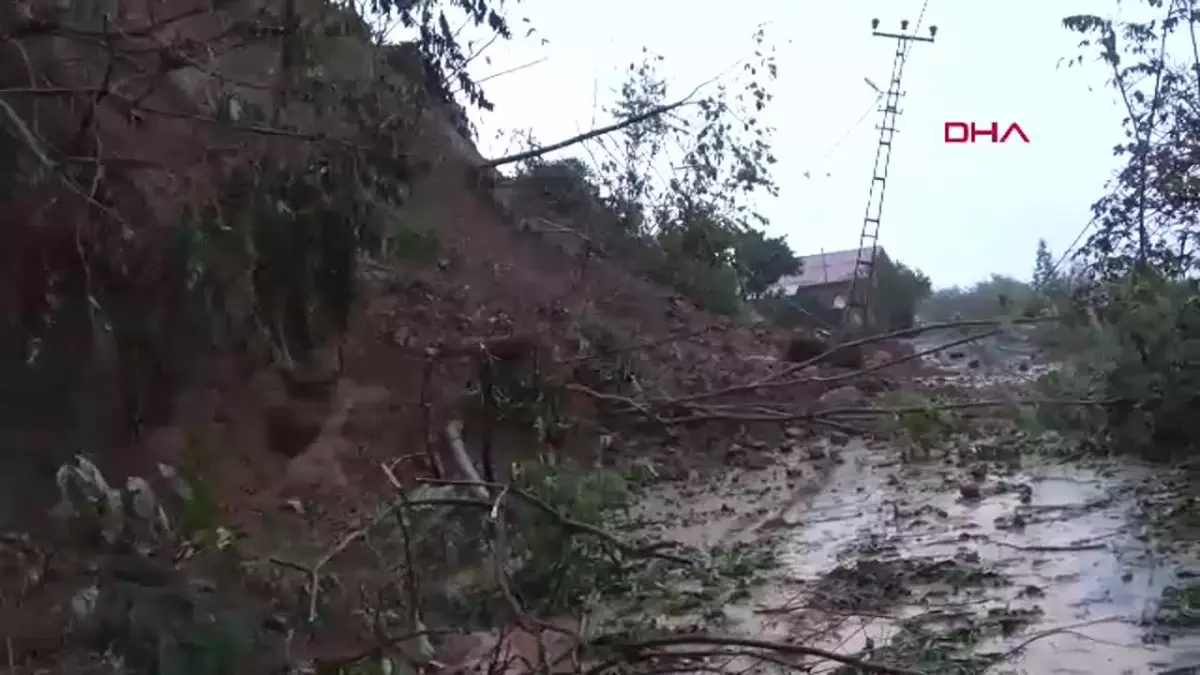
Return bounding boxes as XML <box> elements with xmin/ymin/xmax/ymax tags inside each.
<box><xmin>776</xmin><ymin>247</ymin><xmax>889</xmax><ymax>290</ymax></box>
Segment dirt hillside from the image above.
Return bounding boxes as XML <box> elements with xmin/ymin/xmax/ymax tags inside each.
<box><xmin>0</xmin><ymin>0</ymin><xmax>881</xmax><ymax>533</ymax></box>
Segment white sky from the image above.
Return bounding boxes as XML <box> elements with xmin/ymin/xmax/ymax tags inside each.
<box><xmin>456</xmin><ymin>0</ymin><xmax>1131</xmax><ymax>288</ymax></box>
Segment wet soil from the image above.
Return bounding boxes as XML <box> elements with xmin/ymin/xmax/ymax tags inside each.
<box><xmin>634</xmin><ymin>439</ymin><xmax>1200</xmax><ymax>674</ymax></box>
<box><xmin>628</xmin><ymin>330</ymin><xmax>1200</xmax><ymax>675</ymax></box>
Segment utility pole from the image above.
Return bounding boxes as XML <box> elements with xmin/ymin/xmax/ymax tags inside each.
<box><xmin>841</xmin><ymin>18</ymin><xmax>937</xmax><ymax>336</ymax></box>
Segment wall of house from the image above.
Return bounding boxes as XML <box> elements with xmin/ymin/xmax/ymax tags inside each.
<box><xmin>794</xmin><ymin>278</ymin><xmax>888</xmax><ymax>330</ymax></box>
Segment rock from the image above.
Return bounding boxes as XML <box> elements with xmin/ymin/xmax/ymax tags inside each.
<box><xmin>967</xmin><ymin>358</ymin><xmax>981</xmax><ymax>369</ymax></box>
<box><xmin>958</xmin><ymin>482</ymin><xmax>982</xmax><ymax>501</ymax></box>
<box><xmin>866</xmin><ymin>349</ymin><xmax>892</xmax><ymax>367</ymax></box>
<box><xmin>783</xmin><ymin>334</ymin><xmax>828</xmax><ymax>362</ymax></box>
<box><xmin>818</xmin><ymin>385</ymin><xmax>867</xmax><ymax>408</ymax></box>
<box><xmin>743</xmin><ymin>454</ymin><xmax>772</xmax><ymax>470</ymax></box>
<box><xmin>1016</xmin><ymin>483</ymin><xmax>1033</xmax><ymax>504</ymax></box>
<box><xmin>725</xmin><ymin>444</ymin><xmax>771</xmax><ymax>470</ymax></box>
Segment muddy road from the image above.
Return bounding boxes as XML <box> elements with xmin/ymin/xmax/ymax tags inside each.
<box><xmin>630</xmin><ymin>332</ymin><xmax>1200</xmax><ymax>674</ymax></box>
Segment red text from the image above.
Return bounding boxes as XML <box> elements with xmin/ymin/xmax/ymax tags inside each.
<box><xmin>943</xmin><ymin>122</ymin><xmax>1030</xmax><ymax>144</ymax></box>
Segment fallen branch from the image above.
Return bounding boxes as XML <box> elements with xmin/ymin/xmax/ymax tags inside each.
<box><xmin>444</xmin><ymin>420</ymin><xmax>490</xmax><ymax>500</ymax></box>
<box><xmin>809</xmin><ymin>329</ymin><xmax>1002</xmax><ymax>387</ymax></box>
<box><xmin>417</xmin><ymin>477</ymin><xmax>692</xmax><ymax>565</ymax></box>
<box><xmin>998</xmin><ymin>616</ymin><xmax>1127</xmax><ymax>660</ymax></box>
<box><xmin>811</xmin><ymin>397</ymin><xmax>1125</xmax><ymax>419</ymax></box>
<box><xmin>490</xmin><ymin>43</ymin><xmax>771</xmax><ymax>173</ymax></box>
<box><xmin>649</xmin><ymin>396</ymin><xmax>1120</xmax><ymax>426</ymax></box>
<box><xmin>587</xmin><ymin>634</ymin><xmax>923</xmax><ymax>675</ymax></box>
<box><xmin>482</xmin><ymin>96</ymin><xmax>696</xmax><ymax>169</ymax></box>
<box><xmin>651</xmin><ymin>319</ymin><xmax>1045</xmax><ymax>408</ymax></box>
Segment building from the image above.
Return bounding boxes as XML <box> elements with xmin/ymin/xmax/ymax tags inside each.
<box><xmin>772</xmin><ymin>247</ymin><xmax>894</xmax><ymax>324</ymax></box>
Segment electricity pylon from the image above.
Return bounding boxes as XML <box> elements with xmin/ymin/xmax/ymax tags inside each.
<box><xmin>841</xmin><ymin>18</ymin><xmax>937</xmax><ymax>335</ymax></box>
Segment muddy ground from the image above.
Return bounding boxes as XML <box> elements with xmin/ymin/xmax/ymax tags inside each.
<box><xmin>626</xmin><ymin>330</ymin><xmax>1200</xmax><ymax>675</ymax></box>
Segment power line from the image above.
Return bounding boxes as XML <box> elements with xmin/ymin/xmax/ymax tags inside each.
<box><xmin>802</xmin><ymin>0</ymin><xmax>928</xmax><ymax>182</ymax></box>
<box><xmin>802</xmin><ymin>92</ymin><xmax>884</xmax><ymax>179</ymax></box>
<box><xmin>1046</xmin><ymin>217</ymin><xmax>1096</xmax><ymax>279</ymax></box>
<box><xmin>905</xmin><ymin>0</ymin><xmax>931</xmax><ymax>60</ymax></box>
<box><xmin>1044</xmin><ymin>165</ymin><xmax>1129</xmax><ymax>278</ymax></box>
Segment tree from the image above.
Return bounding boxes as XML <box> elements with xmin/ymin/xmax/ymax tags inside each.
<box><xmin>919</xmin><ymin>275</ymin><xmax>1033</xmax><ymax>322</ymax></box>
<box><xmin>1063</xmin><ymin>5</ymin><xmax>1200</xmax><ymax>277</ymax></box>
<box><xmin>1046</xmin><ymin>1</ymin><xmax>1200</xmax><ymax>459</ymax></box>
<box><xmin>732</xmin><ymin>229</ymin><xmax>801</xmax><ymax>301</ymax></box>
<box><xmin>572</xmin><ymin>27</ymin><xmax>784</xmax><ymax>314</ymax></box>
<box><xmin>1032</xmin><ymin>239</ymin><xmax>1056</xmax><ymax>288</ymax></box>
<box><xmin>872</xmin><ymin>261</ymin><xmax>932</xmax><ymax>330</ymax></box>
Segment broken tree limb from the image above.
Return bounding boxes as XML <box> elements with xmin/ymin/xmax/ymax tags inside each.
<box><xmin>586</xmin><ymin>634</ymin><xmax>923</xmax><ymax>675</ymax></box>
<box><xmin>415</xmin><ymin>478</ymin><xmax>692</xmax><ymax>565</ymax></box>
<box><xmin>648</xmin><ymin>317</ymin><xmax>1059</xmax><ymax>408</ymax></box>
<box><xmin>444</xmin><ymin>420</ymin><xmax>489</xmax><ymax>500</ymax></box>
<box><xmin>480</xmin><ymin>96</ymin><xmax>694</xmax><ymax>169</ymax></box>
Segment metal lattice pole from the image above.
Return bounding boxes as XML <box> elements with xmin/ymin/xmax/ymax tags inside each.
<box><xmin>841</xmin><ymin>18</ymin><xmax>936</xmax><ymax>336</ymax></box>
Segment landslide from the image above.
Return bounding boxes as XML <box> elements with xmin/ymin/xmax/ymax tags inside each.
<box><xmin>0</xmin><ymin>3</ymin><xmax>947</xmax><ymax>671</ymax></box>
<box><xmin>0</xmin><ymin>0</ymin><xmax>876</xmax><ymax>533</ymax></box>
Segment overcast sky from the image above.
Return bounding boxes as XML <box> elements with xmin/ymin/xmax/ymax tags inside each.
<box><xmin>458</xmin><ymin>0</ymin><xmax>1130</xmax><ymax>289</ymax></box>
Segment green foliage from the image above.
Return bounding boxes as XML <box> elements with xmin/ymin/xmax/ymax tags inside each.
<box><xmin>1062</xmin><ymin>2</ymin><xmax>1200</xmax><ymax>276</ymax></box>
<box><xmin>510</xmin><ymin>27</ymin><xmax>791</xmax><ymax>316</ymax></box>
<box><xmin>51</xmin><ymin>459</ymin><xmax>254</xmax><ymax>675</ymax></box>
<box><xmin>372</xmin><ymin>0</ymin><xmax>516</xmax><ymax>115</ymax></box>
<box><xmin>652</xmin><ymin>207</ymin><xmax>745</xmax><ymax>314</ymax></box>
<box><xmin>1036</xmin><ymin>274</ymin><xmax>1200</xmax><ymax>460</ymax></box>
<box><xmin>182</xmin><ymin>157</ymin><xmax>382</xmax><ymax>362</ymax></box>
<box><xmin>508</xmin><ymin>460</ymin><xmax>637</xmax><ymax>612</ymax></box>
<box><xmin>732</xmin><ymin>228</ymin><xmax>801</xmax><ymax>300</ymax></box>
<box><xmin>519</xmin><ymin>157</ymin><xmax>606</xmax><ymax>217</ymax></box>
<box><xmin>383</xmin><ymin>217</ymin><xmax>440</xmax><ymax>264</ymax></box>
<box><xmin>1029</xmin><ymin>1</ymin><xmax>1200</xmax><ymax>460</ymax></box>
<box><xmin>873</xmin><ymin>260</ymin><xmax>932</xmax><ymax>330</ymax></box>
<box><xmin>95</xmin><ymin>575</ymin><xmax>255</xmax><ymax>675</ymax></box>
<box><xmin>919</xmin><ymin>275</ymin><xmax>1037</xmax><ymax>322</ymax></box>
<box><xmin>1032</xmin><ymin>238</ymin><xmax>1058</xmax><ymax>291</ymax></box>
<box><xmin>755</xmin><ymin>289</ymin><xmax>839</xmax><ymax>331</ymax></box>
<box><xmin>651</xmin><ymin>248</ymin><xmax>744</xmax><ymax>316</ymax></box>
